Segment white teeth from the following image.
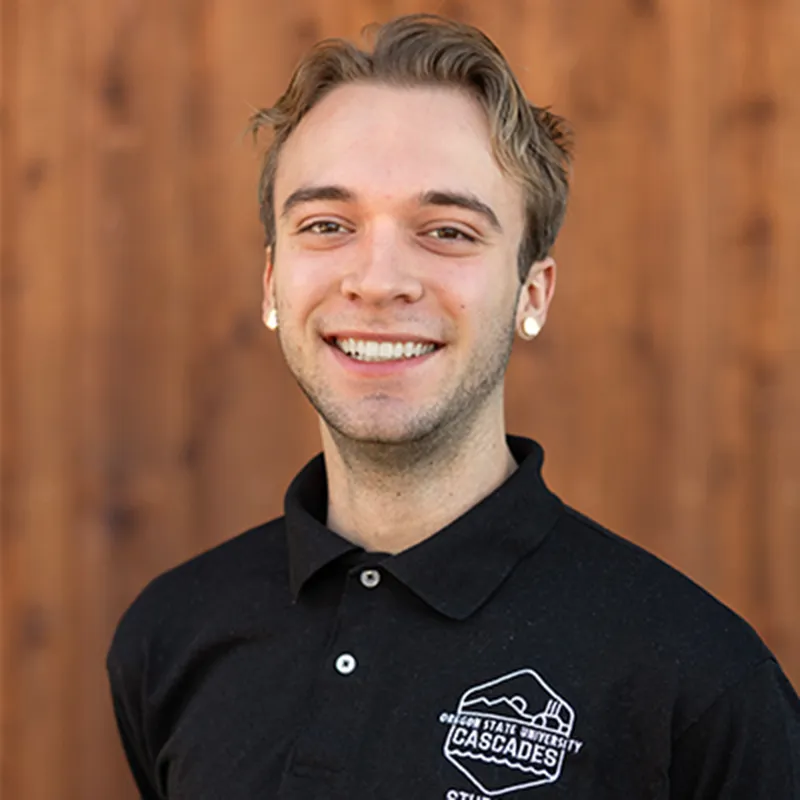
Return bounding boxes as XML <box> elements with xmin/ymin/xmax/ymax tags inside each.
<box><xmin>334</xmin><ymin>338</ymin><xmax>438</xmax><ymax>362</ymax></box>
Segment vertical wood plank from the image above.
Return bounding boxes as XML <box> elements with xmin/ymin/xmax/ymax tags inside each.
<box><xmin>70</xmin><ymin>0</ymin><xmax>121</xmax><ymax>794</ymax></box>
<box><xmin>1</xmin><ymin>0</ymin><xmax>79</xmax><ymax>795</ymax></box>
<box><xmin>68</xmin><ymin>2</ymin><xmax>118</xmax><ymax>793</ymax></box>
<box><xmin>74</xmin><ymin>0</ymin><xmax>199</xmax><ymax>795</ymax></box>
<box><xmin>706</xmin><ymin>0</ymin><xmax>779</xmax><ymax>635</ymax></box>
<box><xmin>660</xmin><ymin>0</ymin><xmax>714</xmax><ymax>587</ymax></box>
<box><xmin>0</xmin><ymin>0</ymin><xmax>11</xmax><ymax>790</ymax></box>
<box><xmin>762</xmin><ymin>0</ymin><xmax>800</xmax><ymax>679</ymax></box>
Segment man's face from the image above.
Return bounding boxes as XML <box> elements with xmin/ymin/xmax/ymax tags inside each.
<box><xmin>267</xmin><ymin>82</ymin><xmax>545</xmax><ymax>445</ymax></box>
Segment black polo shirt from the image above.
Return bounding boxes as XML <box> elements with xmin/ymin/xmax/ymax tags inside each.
<box><xmin>107</xmin><ymin>436</ymin><xmax>800</xmax><ymax>799</ymax></box>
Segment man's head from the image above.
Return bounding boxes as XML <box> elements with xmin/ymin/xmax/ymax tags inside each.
<box><xmin>251</xmin><ymin>14</ymin><xmax>572</xmax><ymax>282</ymax></box>
<box><xmin>251</xmin><ymin>15</ymin><xmax>572</xmax><ymax>452</ymax></box>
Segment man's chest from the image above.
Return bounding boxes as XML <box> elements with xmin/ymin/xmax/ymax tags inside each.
<box><xmin>153</xmin><ymin>592</ymin><xmax>675</xmax><ymax>799</ymax></box>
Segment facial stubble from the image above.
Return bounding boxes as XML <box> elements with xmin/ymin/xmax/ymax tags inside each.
<box><xmin>279</xmin><ymin>305</ymin><xmax>518</xmax><ymax>473</ymax></box>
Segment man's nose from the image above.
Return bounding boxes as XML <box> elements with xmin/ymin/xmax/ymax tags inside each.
<box><xmin>339</xmin><ymin>222</ymin><xmax>424</xmax><ymax>306</ymax></box>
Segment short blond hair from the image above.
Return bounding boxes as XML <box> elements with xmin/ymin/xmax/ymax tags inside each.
<box><xmin>249</xmin><ymin>14</ymin><xmax>572</xmax><ymax>280</ymax></box>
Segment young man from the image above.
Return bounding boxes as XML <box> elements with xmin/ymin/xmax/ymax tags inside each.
<box><xmin>107</xmin><ymin>15</ymin><xmax>799</xmax><ymax>799</ymax></box>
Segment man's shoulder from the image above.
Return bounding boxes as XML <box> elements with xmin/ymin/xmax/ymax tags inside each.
<box><xmin>548</xmin><ymin>504</ymin><xmax>772</xmax><ymax>671</ymax></box>
<box><xmin>107</xmin><ymin>516</ymin><xmax>287</xmax><ymax>671</ymax></box>
<box><xmin>542</xmin><ymin>505</ymin><xmax>785</xmax><ymax>735</ymax></box>
<box><xmin>552</xmin><ymin>504</ymin><xmax>770</xmax><ymax>638</ymax></box>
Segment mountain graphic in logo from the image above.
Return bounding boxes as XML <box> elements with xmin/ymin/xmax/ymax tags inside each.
<box><xmin>463</xmin><ymin>694</ymin><xmax>573</xmax><ymax>737</ymax></box>
<box><xmin>462</xmin><ymin>695</ymin><xmax>535</xmax><ymax>723</ymax></box>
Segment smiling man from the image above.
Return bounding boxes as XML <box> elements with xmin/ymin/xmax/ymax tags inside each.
<box><xmin>107</xmin><ymin>15</ymin><xmax>799</xmax><ymax>800</ymax></box>
<box><xmin>263</xmin><ymin>76</ymin><xmax>552</xmax><ymax>554</ymax></box>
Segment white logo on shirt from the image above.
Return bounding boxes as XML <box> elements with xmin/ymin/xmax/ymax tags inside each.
<box><xmin>439</xmin><ymin>668</ymin><xmax>584</xmax><ymax>795</ymax></box>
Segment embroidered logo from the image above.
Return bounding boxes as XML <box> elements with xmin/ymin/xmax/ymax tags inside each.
<box><xmin>439</xmin><ymin>669</ymin><xmax>584</xmax><ymax>796</ymax></box>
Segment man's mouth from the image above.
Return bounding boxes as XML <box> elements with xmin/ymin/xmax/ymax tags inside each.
<box><xmin>330</xmin><ymin>337</ymin><xmax>440</xmax><ymax>363</ymax></box>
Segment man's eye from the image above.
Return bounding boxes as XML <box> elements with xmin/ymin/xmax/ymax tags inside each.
<box><xmin>427</xmin><ymin>227</ymin><xmax>476</xmax><ymax>242</ymax></box>
<box><xmin>300</xmin><ymin>220</ymin><xmax>347</xmax><ymax>235</ymax></box>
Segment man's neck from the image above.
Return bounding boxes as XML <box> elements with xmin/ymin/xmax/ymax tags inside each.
<box><xmin>320</xmin><ymin>415</ymin><xmax>518</xmax><ymax>554</ymax></box>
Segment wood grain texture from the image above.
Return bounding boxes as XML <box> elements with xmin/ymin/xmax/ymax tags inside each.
<box><xmin>1</xmin><ymin>1</ymin><xmax>798</xmax><ymax>797</ymax></box>
<box><xmin>2</xmin><ymin>0</ymin><xmax>78</xmax><ymax>796</ymax></box>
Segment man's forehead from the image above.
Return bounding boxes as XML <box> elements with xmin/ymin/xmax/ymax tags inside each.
<box><xmin>279</xmin><ymin>84</ymin><xmax>490</xmax><ymax>164</ymax></box>
<box><xmin>295</xmin><ymin>81</ymin><xmax>489</xmax><ymax>131</ymax></box>
<box><xmin>273</xmin><ymin>83</ymin><xmax>520</xmax><ymax>216</ymax></box>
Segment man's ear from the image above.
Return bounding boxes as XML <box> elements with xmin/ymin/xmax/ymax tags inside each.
<box><xmin>262</xmin><ymin>246</ymin><xmax>275</xmax><ymax>321</ymax></box>
<box><xmin>515</xmin><ymin>256</ymin><xmax>557</xmax><ymax>337</ymax></box>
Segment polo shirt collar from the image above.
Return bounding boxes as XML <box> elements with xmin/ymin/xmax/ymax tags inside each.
<box><xmin>284</xmin><ymin>436</ymin><xmax>564</xmax><ymax>620</ymax></box>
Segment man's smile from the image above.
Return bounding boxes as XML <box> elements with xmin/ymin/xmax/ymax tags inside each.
<box><xmin>330</xmin><ymin>336</ymin><xmax>441</xmax><ymax>363</ymax></box>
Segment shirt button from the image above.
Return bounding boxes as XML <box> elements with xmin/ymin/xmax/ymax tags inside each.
<box><xmin>335</xmin><ymin>653</ymin><xmax>357</xmax><ymax>675</ymax></box>
<box><xmin>359</xmin><ymin>568</ymin><xmax>381</xmax><ymax>589</ymax></box>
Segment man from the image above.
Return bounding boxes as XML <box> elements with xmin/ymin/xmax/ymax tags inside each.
<box><xmin>107</xmin><ymin>14</ymin><xmax>799</xmax><ymax>799</ymax></box>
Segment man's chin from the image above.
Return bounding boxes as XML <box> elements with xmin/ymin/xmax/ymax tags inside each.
<box><xmin>326</xmin><ymin>422</ymin><xmax>434</xmax><ymax>447</ymax></box>
<box><xmin>319</xmin><ymin>408</ymin><xmax>443</xmax><ymax>450</ymax></box>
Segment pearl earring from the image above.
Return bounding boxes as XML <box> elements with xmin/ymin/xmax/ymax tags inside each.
<box><xmin>264</xmin><ymin>308</ymin><xmax>278</xmax><ymax>331</ymax></box>
<box><xmin>521</xmin><ymin>317</ymin><xmax>541</xmax><ymax>339</ymax></box>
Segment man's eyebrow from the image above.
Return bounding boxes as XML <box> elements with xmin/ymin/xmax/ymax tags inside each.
<box><xmin>417</xmin><ymin>190</ymin><xmax>503</xmax><ymax>232</ymax></box>
<box><xmin>280</xmin><ymin>185</ymin><xmax>355</xmax><ymax>218</ymax></box>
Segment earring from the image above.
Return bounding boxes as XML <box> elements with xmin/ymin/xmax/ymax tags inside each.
<box><xmin>264</xmin><ymin>308</ymin><xmax>278</xmax><ymax>331</ymax></box>
<box><xmin>521</xmin><ymin>317</ymin><xmax>541</xmax><ymax>339</ymax></box>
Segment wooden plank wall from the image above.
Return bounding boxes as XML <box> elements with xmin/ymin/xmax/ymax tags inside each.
<box><xmin>1</xmin><ymin>0</ymin><xmax>798</xmax><ymax>797</ymax></box>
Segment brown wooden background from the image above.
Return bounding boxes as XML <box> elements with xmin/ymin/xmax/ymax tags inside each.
<box><xmin>1</xmin><ymin>0</ymin><xmax>799</xmax><ymax>797</ymax></box>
